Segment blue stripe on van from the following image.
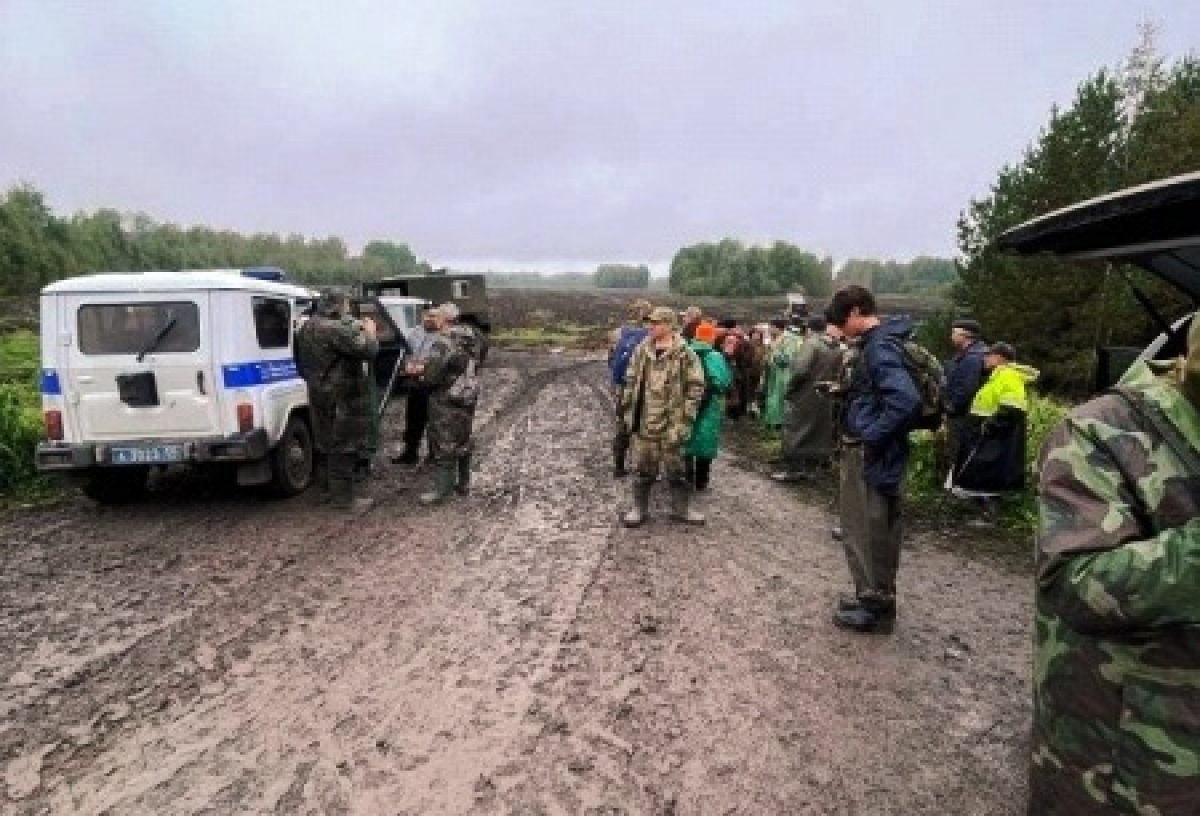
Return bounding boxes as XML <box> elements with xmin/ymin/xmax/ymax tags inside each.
<box><xmin>221</xmin><ymin>359</ymin><xmax>300</xmax><ymax>388</ymax></box>
<box><xmin>41</xmin><ymin>369</ymin><xmax>62</xmax><ymax>395</ymax></box>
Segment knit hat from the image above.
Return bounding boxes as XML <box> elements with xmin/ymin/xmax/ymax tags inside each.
<box><xmin>952</xmin><ymin>319</ymin><xmax>982</xmax><ymax>337</ymax></box>
<box><xmin>694</xmin><ymin>321</ymin><xmax>718</xmax><ymax>344</ymax></box>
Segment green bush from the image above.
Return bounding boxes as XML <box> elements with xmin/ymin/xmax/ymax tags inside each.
<box><xmin>0</xmin><ymin>330</ymin><xmax>51</xmax><ymax>496</ymax></box>
<box><xmin>0</xmin><ymin>381</ymin><xmax>45</xmax><ymax>494</ymax></box>
<box><xmin>905</xmin><ymin>392</ymin><xmax>1070</xmax><ymax>532</ymax></box>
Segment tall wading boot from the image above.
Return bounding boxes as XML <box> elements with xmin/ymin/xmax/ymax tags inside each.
<box><xmin>668</xmin><ymin>477</ymin><xmax>705</xmax><ymax>525</ymax></box>
<box><xmin>330</xmin><ymin>453</ymin><xmax>374</xmax><ymax>512</ymax></box>
<box><xmin>455</xmin><ymin>454</ymin><xmax>472</xmax><ymax>496</ymax></box>
<box><xmin>622</xmin><ymin>475</ymin><xmax>652</xmax><ymax>527</ymax></box>
<box><xmin>312</xmin><ymin>451</ymin><xmax>331</xmax><ymax>503</ymax></box>
<box><xmin>419</xmin><ymin>461</ymin><xmax>457</xmax><ymax>506</ymax></box>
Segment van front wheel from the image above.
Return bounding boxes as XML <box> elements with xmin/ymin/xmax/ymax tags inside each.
<box><xmin>82</xmin><ymin>466</ymin><xmax>149</xmax><ymax>505</ymax></box>
<box><xmin>269</xmin><ymin>415</ymin><xmax>314</xmax><ymax>497</ymax></box>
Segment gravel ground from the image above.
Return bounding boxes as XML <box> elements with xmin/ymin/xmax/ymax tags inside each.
<box><xmin>1</xmin><ymin>350</ymin><xmax>1031</xmax><ymax>815</ymax></box>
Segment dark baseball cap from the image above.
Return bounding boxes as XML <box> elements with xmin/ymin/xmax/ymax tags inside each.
<box><xmin>985</xmin><ymin>341</ymin><xmax>1016</xmax><ymax>360</ymax></box>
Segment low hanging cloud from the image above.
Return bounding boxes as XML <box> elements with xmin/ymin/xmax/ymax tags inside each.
<box><xmin>2</xmin><ymin>0</ymin><xmax>1197</xmax><ymax>269</ymax></box>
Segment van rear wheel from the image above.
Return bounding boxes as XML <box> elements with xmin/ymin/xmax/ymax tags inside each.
<box><xmin>82</xmin><ymin>466</ymin><xmax>149</xmax><ymax>505</ymax></box>
<box><xmin>269</xmin><ymin>415</ymin><xmax>313</xmax><ymax>497</ymax></box>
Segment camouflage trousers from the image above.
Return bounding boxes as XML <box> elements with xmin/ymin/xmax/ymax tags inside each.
<box><xmin>308</xmin><ymin>386</ymin><xmax>371</xmax><ymax>456</ymax></box>
<box><xmin>427</xmin><ymin>391</ymin><xmax>476</xmax><ymax>463</ymax></box>
<box><xmin>612</xmin><ymin>385</ymin><xmax>632</xmax><ymax>466</ymax></box>
<box><xmin>632</xmin><ymin>434</ymin><xmax>686</xmax><ymax>481</ymax></box>
<box><xmin>839</xmin><ymin>445</ymin><xmax>903</xmax><ymax>603</ymax></box>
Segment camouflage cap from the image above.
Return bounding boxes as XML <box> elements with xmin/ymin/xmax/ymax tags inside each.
<box><xmin>628</xmin><ymin>298</ymin><xmax>653</xmax><ymax>321</ymax></box>
<box><xmin>315</xmin><ymin>290</ymin><xmax>344</xmax><ymax>316</ymax></box>
<box><xmin>648</xmin><ymin>306</ymin><xmax>677</xmax><ymax>326</ymax></box>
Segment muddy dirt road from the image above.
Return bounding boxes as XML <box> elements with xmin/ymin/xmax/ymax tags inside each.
<box><xmin>1</xmin><ymin>352</ymin><xmax>1031</xmax><ymax>815</ymax></box>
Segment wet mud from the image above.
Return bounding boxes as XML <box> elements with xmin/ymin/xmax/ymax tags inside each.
<box><xmin>1</xmin><ymin>351</ymin><xmax>1030</xmax><ymax>815</ymax></box>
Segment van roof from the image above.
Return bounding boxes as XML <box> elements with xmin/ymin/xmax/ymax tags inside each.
<box><xmin>41</xmin><ymin>270</ymin><xmax>316</xmax><ymax>298</ymax></box>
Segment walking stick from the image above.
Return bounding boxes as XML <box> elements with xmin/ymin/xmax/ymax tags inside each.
<box><xmin>377</xmin><ymin>352</ymin><xmax>407</xmax><ymax>419</ymax></box>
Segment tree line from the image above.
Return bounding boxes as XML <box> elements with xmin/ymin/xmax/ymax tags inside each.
<box><xmin>594</xmin><ymin>263</ymin><xmax>651</xmax><ymax>289</ymax></box>
<box><xmin>957</xmin><ymin>24</ymin><xmax>1200</xmax><ymax>395</ymax></box>
<box><xmin>669</xmin><ymin>239</ymin><xmax>836</xmax><ymax>298</ymax></box>
<box><xmin>0</xmin><ymin>186</ymin><xmax>430</xmax><ymax>295</ymax></box>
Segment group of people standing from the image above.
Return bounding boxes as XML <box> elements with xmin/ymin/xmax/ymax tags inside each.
<box><xmin>294</xmin><ymin>293</ymin><xmax>481</xmax><ymax>511</ymax></box>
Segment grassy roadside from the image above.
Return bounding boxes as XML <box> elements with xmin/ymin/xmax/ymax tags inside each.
<box><xmin>491</xmin><ymin>324</ymin><xmax>611</xmax><ymax>351</ymax></box>
<box><xmin>0</xmin><ymin>330</ymin><xmax>57</xmax><ymax>502</ymax></box>
<box><xmin>724</xmin><ymin>392</ymin><xmax>1070</xmax><ymax>556</ymax></box>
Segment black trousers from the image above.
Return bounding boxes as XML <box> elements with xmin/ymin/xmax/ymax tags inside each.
<box><xmin>403</xmin><ymin>387</ymin><xmax>431</xmax><ymax>455</ymax></box>
<box><xmin>684</xmin><ymin>456</ymin><xmax>712</xmax><ymax>491</ymax></box>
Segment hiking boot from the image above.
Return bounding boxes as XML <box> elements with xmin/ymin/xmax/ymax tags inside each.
<box><xmin>770</xmin><ymin>470</ymin><xmax>812</xmax><ymax>483</ymax></box>
<box><xmin>613</xmin><ymin>466</ymin><xmax>630</xmax><ymax>478</ymax></box>
<box><xmin>833</xmin><ymin>600</ymin><xmax>896</xmax><ymax>634</ymax></box>
<box><xmin>668</xmin><ymin>479</ymin><xmax>705</xmax><ymax>525</ymax></box>
<box><xmin>419</xmin><ymin>463</ymin><xmax>457</xmax><ymax>506</ymax></box>
<box><xmin>622</xmin><ymin>477</ymin><xmax>652</xmax><ymax>527</ymax></box>
<box><xmin>455</xmin><ymin>454</ymin><xmax>472</xmax><ymax>496</ymax></box>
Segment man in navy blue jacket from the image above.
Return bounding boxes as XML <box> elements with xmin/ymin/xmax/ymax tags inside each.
<box><xmin>942</xmin><ymin>319</ymin><xmax>988</xmax><ymax>481</ymax></box>
<box><xmin>826</xmin><ymin>286</ymin><xmax>921</xmax><ymax>633</ymax></box>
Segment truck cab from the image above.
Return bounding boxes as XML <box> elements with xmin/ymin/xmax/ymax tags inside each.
<box><xmin>37</xmin><ymin>270</ymin><xmax>318</xmax><ymax>503</ymax></box>
<box><xmin>359</xmin><ymin>270</ymin><xmax>491</xmax><ymax>361</ymax></box>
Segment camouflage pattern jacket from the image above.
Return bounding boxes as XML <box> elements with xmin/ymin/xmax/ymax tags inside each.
<box><xmin>1031</xmin><ymin>359</ymin><xmax>1200</xmax><ymax>815</ymax></box>
<box><xmin>421</xmin><ymin>323</ymin><xmax>481</xmax><ymax>460</ymax></box>
<box><xmin>295</xmin><ymin>313</ymin><xmax>379</xmax><ymax>397</ymax></box>
<box><xmin>620</xmin><ymin>334</ymin><xmax>705</xmax><ymax>447</ymax></box>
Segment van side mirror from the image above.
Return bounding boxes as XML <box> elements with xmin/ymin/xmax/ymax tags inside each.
<box><xmin>1094</xmin><ymin>346</ymin><xmax>1142</xmax><ymax>392</ymax></box>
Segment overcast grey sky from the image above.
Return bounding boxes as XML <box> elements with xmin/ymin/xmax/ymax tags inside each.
<box><xmin>2</xmin><ymin>0</ymin><xmax>1197</xmax><ymax>272</ymax></box>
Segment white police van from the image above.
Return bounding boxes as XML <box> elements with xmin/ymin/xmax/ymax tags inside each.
<box><xmin>36</xmin><ymin>268</ymin><xmax>318</xmax><ymax>503</ymax></box>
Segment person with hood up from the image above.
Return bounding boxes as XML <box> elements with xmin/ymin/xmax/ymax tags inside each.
<box><xmin>951</xmin><ymin>341</ymin><xmax>1040</xmax><ymax>520</ymax></box>
<box><xmin>825</xmin><ymin>285</ymin><xmax>921</xmax><ymax>634</ymax></box>
<box><xmin>1028</xmin><ymin>317</ymin><xmax>1200</xmax><ymax>815</ymax></box>
<box><xmin>772</xmin><ymin>315</ymin><xmax>846</xmax><ymax>482</ymax></box>
<box><xmin>620</xmin><ymin>306</ymin><xmax>707</xmax><ymax>527</ymax></box>
<box><xmin>760</xmin><ymin>318</ymin><xmax>804</xmax><ymax>429</ymax></box>
<box><xmin>683</xmin><ymin>321</ymin><xmax>733</xmax><ymax>491</ymax></box>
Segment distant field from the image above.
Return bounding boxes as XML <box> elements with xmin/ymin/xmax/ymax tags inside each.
<box><xmin>489</xmin><ymin>288</ymin><xmax>951</xmax><ymax>332</ymax></box>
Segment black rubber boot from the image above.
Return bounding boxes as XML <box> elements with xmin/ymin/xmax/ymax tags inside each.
<box><xmin>455</xmin><ymin>454</ymin><xmax>472</xmax><ymax>496</ymax></box>
<box><xmin>330</xmin><ymin>454</ymin><xmax>374</xmax><ymax>512</ymax></box>
<box><xmin>833</xmin><ymin>598</ymin><xmax>896</xmax><ymax>634</ymax></box>
<box><xmin>622</xmin><ymin>476</ymin><xmax>652</xmax><ymax>527</ymax></box>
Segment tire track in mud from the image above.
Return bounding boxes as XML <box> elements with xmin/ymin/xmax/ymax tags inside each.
<box><xmin>2</xmin><ymin>352</ymin><xmax>1031</xmax><ymax>815</ymax></box>
<box><xmin>3</xmin><ymin>353</ymin><xmax>627</xmax><ymax>815</ymax></box>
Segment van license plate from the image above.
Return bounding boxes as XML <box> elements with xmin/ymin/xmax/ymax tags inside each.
<box><xmin>110</xmin><ymin>445</ymin><xmax>185</xmax><ymax>465</ymax></box>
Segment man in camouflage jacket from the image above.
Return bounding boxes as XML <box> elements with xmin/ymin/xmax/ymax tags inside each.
<box><xmin>412</xmin><ymin>303</ymin><xmax>481</xmax><ymax>505</ymax></box>
<box><xmin>1030</xmin><ymin>317</ymin><xmax>1200</xmax><ymax>815</ymax></box>
<box><xmin>294</xmin><ymin>292</ymin><xmax>379</xmax><ymax>510</ymax></box>
<box><xmin>619</xmin><ymin>306</ymin><xmax>706</xmax><ymax>527</ymax></box>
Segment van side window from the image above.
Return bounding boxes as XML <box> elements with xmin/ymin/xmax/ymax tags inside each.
<box><xmin>78</xmin><ymin>302</ymin><xmax>201</xmax><ymax>355</ymax></box>
<box><xmin>452</xmin><ymin>280</ymin><xmax>469</xmax><ymax>298</ymax></box>
<box><xmin>253</xmin><ymin>297</ymin><xmax>292</xmax><ymax>349</ymax></box>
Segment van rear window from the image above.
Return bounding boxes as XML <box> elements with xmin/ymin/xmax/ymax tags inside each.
<box><xmin>78</xmin><ymin>302</ymin><xmax>201</xmax><ymax>355</ymax></box>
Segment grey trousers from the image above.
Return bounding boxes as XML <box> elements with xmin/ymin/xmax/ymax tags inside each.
<box><xmin>839</xmin><ymin>445</ymin><xmax>903</xmax><ymax>604</ymax></box>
